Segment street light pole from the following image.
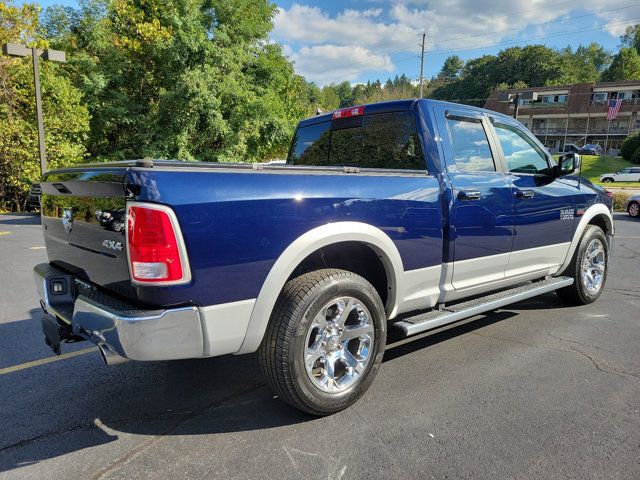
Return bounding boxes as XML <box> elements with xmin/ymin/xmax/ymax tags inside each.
<box><xmin>1</xmin><ymin>43</ymin><xmax>66</xmax><ymax>174</ymax></box>
<box><xmin>31</xmin><ymin>47</ymin><xmax>47</xmax><ymax>175</ymax></box>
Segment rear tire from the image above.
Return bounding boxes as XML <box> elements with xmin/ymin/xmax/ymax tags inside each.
<box><xmin>628</xmin><ymin>201</ymin><xmax>639</xmax><ymax>218</ymax></box>
<box><xmin>556</xmin><ymin>225</ymin><xmax>608</xmax><ymax>305</ymax></box>
<box><xmin>259</xmin><ymin>269</ymin><xmax>386</xmax><ymax>416</ymax></box>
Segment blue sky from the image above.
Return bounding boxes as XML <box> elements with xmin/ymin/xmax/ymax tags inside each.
<box><xmin>22</xmin><ymin>0</ymin><xmax>640</xmax><ymax>85</ymax></box>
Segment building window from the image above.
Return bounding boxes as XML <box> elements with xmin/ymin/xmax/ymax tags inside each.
<box><xmin>592</xmin><ymin>92</ymin><xmax>608</xmax><ymax>105</ymax></box>
<box><xmin>540</xmin><ymin>94</ymin><xmax>567</xmax><ymax>104</ymax></box>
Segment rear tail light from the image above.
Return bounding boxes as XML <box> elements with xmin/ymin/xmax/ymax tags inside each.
<box><xmin>126</xmin><ymin>203</ymin><xmax>191</xmax><ymax>285</ymax></box>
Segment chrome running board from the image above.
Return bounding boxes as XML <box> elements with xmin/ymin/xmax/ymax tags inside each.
<box><xmin>394</xmin><ymin>276</ymin><xmax>574</xmax><ymax>337</ymax></box>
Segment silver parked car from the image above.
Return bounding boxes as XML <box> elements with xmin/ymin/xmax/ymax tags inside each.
<box><xmin>626</xmin><ymin>194</ymin><xmax>640</xmax><ymax>218</ymax></box>
<box><xmin>600</xmin><ymin>167</ymin><xmax>640</xmax><ymax>183</ymax></box>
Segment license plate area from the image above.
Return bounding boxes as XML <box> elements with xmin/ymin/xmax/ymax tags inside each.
<box><xmin>44</xmin><ymin>273</ymin><xmax>76</xmax><ymax>321</ymax></box>
<box><xmin>41</xmin><ymin>314</ymin><xmax>77</xmax><ymax>355</ymax></box>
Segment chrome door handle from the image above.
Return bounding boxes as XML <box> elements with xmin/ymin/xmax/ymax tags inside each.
<box><xmin>515</xmin><ymin>190</ymin><xmax>535</xmax><ymax>199</ymax></box>
<box><xmin>457</xmin><ymin>190</ymin><xmax>482</xmax><ymax>201</ymax></box>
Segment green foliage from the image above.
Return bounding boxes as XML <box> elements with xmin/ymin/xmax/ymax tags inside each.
<box><xmin>438</xmin><ymin>55</ymin><xmax>464</xmax><ymax>82</ymax></box>
<box><xmin>41</xmin><ymin>0</ymin><xmax>310</xmax><ymax>163</ymax></box>
<box><xmin>612</xmin><ymin>192</ymin><xmax>630</xmax><ymax>212</ymax></box>
<box><xmin>630</xmin><ymin>147</ymin><xmax>640</xmax><ymax>165</ymax></box>
<box><xmin>0</xmin><ymin>1</ymin><xmax>89</xmax><ymax>211</ymax></box>
<box><xmin>572</xmin><ymin>154</ymin><xmax>636</xmax><ymax>187</ymax></box>
<box><xmin>620</xmin><ymin>134</ymin><xmax>640</xmax><ymax>161</ymax></box>
<box><xmin>429</xmin><ymin>43</ymin><xmax>613</xmax><ymax>105</ymax></box>
<box><xmin>620</xmin><ymin>25</ymin><xmax>640</xmax><ymax>54</ymax></box>
<box><xmin>601</xmin><ymin>47</ymin><xmax>640</xmax><ymax>82</ymax></box>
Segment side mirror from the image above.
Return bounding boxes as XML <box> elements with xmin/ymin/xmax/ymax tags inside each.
<box><xmin>558</xmin><ymin>153</ymin><xmax>580</xmax><ymax>176</ymax></box>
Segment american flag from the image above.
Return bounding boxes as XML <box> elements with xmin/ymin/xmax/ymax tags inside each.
<box><xmin>607</xmin><ymin>98</ymin><xmax>623</xmax><ymax>120</ymax></box>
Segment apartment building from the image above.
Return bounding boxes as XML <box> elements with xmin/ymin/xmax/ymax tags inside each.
<box><xmin>484</xmin><ymin>81</ymin><xmax>640</xmax><ymax>154</ymax></box>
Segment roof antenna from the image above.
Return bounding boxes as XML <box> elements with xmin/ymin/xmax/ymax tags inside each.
<box><xmin>315</xmin><ymin>108</ymin><xmax>323</xmax><ymax>116</ymax></box>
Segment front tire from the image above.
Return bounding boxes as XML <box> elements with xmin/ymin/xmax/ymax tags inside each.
<box><xmin>259</xmin><ymin>269</ymin><xmax>387</xmax><ymax>416</ymax></box>
<box><xmin>556</xmin><ymin>225</ymin><xmax>608</xmax><ymax>305</ymax></box>
<box><xmin>628</xmin><ymin>201</ymin><xmax>639</xmax><ymax>218</ymax></box>
<box><xmin>602</xmin><ymin>178</ymin><xmax>613</xmax><ymax>183</ymax></box>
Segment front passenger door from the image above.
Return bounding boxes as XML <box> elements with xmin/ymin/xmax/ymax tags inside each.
<box><xmin>434</xmin><ymin>107</ymin><xmax>514</xmax><ymax>291</ymax></box>
<box><xmin>489</xmin><ymin>120</ymin><xmax>577</xmax><ymax>277</ymax></box>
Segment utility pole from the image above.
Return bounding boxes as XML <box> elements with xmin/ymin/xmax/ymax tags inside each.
<box><xmin>2</xmin><ymin>43</ymin><xmax>66</xmax><ymax>174</ymax></box>
<box><xmin>419</xmin><ymin>33</ymin><xmax>426</xmax><ymax>99</ymax></box>
<box><xmin>512</xmin><ymin>93</ymin><xmax>520</xmax><ymax>120</ymax></box>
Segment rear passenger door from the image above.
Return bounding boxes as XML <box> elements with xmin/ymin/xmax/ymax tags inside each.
<box><xmin>487</xmin><ymin>118</ymin><xmax>576</xmax><ymax>277</ymax></box>
<box><xmin>434</xmin><ymin>106</ymin><xmax>514</xmax><ymax>291</ymax></box>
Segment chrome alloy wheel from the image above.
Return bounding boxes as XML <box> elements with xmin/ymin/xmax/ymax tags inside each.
<box><xmin>629</xmin><ymin>202</ymin><xmax>639</xmax><ymax>217</ymax></box>
<box><xmin>304</xmin><ymin>297</ymin><xmax>374</xmax><ymax>393</ymax></box>
<box><xmin>580</xmin><ymin>238</ymin><xmax>606</xmax><ymax>295</ymax></box>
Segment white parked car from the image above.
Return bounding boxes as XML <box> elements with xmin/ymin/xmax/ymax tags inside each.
<box><xmin>600</xmin><ymin>167</ymin><xmax>640</xmax><ymax>183</ymax></box>
<box><xmin>625</xmin><ymin>194</ymin><xmax>640</xmax><ymax>218</ymax></box>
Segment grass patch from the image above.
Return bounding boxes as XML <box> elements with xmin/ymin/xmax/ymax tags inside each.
<box><xmin>554</xmin><ymin>154</ymin><xmax>639</xmax><ymax>187</ymax></box>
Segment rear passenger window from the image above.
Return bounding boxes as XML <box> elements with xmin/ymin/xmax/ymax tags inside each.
<box><xmin>288</xmin><ymin>121</ymin><xmax>330</xmax><ymax>165</ymax></box>
<box><xmin>288</xmin><ymin>111</ymin><xmax>423</xmax><ymax>170</ymax></box>
<box><xmin>493</xmin><ymin>124</ymin><xmax>551</xmax><ymax>175</ymax></box>
<box><xmin>445</xmin><ymin>117</ymin><xmax>495</xmax><ymax>172</ymax></box>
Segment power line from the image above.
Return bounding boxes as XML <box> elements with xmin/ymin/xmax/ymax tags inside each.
<box><xmin>425</xmin><ymin>17</ymin><xmax>640</xmax><ymax>55</ymax></box>
<box><xmin>297</xmin><ymin>16</ymin><xmax>640</xmax><ymax>83</ymax></box>
<box><xmin>423</xmin><ymin>3</ymin><xmax>640</xmax><ymax>48</ymax></box>
<box><xmin>375</xmin><ymin>2</ymin><xmax>638</xmax><ymax>57</ymax></box>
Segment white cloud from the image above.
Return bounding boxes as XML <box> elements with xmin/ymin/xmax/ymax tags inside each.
<box><xmin>288</xmin><ymin>45</ymin><xmax>395</xmax><ymax>85</ymax></box>
<box><xmin>272</xmin><ymin>4</ymin><xmax>417</xmax><ymax>52</ymax></box>
<box><xmin>272</xmin><ymin>1</ymin><xmax>639</xmax><ymax>85</ymax></box>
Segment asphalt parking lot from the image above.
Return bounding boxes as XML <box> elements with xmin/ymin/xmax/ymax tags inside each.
<box><xmin>1</xmin><ymin>212</ymin><xmax>639</xmax><ymax>480</ymax></box>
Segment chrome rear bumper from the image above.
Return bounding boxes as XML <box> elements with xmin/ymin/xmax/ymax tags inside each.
<box><xmin>34</xmin><ymin>263</ymin><xmax>204</xmax><ymax>361</ymax></box>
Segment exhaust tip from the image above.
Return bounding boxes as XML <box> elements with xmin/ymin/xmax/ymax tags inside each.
<box><xmin>99</xmin><ymin>345</ymin><xmax>129</xmax><ymax>366</ymax></box>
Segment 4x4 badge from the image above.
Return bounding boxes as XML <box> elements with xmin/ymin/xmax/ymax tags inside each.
<box><xmin>62</xmin><ymin>208</ymin><xmax>73</xmax><ymax>234</ymax></box>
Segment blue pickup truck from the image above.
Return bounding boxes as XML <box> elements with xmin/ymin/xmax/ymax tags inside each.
<box><xmin>34</xmin><ymin>99</ymin><xmax>613</xmax><ymax>415</ymax></box>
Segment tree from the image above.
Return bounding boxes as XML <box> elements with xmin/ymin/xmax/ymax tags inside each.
<box><xmin>437</xmin><ymin>55</ymin><xmax>464</xmax><ymax>82</ymax></box>
<box><xmin>601</xmin><ymin>48</ymin><xmax>640</xmax><ymax>82</ymax></box>
<box><xmin>552</xmin><ymin>44</ymin><xmax>612</xmax><ymax>85</ymax></box>
<box><xmin>42</xmin><ymin>0</ymin><xmax>307</xmax><ymax>162</ymax></box>
<box><xmin>620</xmin><ymin>133</ymin><xmax>640</xmax><ymax>161</ymax></box>
<box><xmin>620</xmin><ymin>25</ymin><xmax>640</xmax><ymax>54</ymax></box>
<box><xmin>0</xmin><ymin>1</ymin><xmax>89</xmax><ymax>211</ymax></box>
<box><xmin>319</xmin><ymin>85</ymin><xmax>340</xmax><ymax>110</ymax></box>
<box><xmin>333</xmin><ymin>81</ymin><xmax>355</xmax><ymax>107</ymax></box>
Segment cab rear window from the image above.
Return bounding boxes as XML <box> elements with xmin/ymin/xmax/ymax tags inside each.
<box><xmin>287</xmin><ymin>111</ymin><xmax>424</xmax><ymax>170</ymax></box>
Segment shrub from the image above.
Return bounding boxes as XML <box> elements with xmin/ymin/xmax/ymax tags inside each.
<box><xmin>631</xmin><ymin>146</ymin><xmax>640</xmax><ymax>165</ymax></box>
<box><xmin>620</xmin><ymin>133</ymin><xmax>640</xmax><ymax>161</ymax></box>
<box><xmin>612</xmin><ymin>191</ymin><xmax>631</xmax><ymax>212</ymax></box>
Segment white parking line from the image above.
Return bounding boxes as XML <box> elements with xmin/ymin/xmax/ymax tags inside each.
<box><xmin>0</xmin><ymin>347</ymin><xmax>98</xmax><ymax>375</ymax></box>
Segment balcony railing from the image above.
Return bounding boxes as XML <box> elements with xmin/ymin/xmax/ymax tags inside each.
<box><xmin>591</xmin><ymin>97</ymin><xmax>640</xmax><ymax>107</ymax></box>
<box><xmin>515</xmin><ymin>101</ymin><xmax>567</xmax><ymax>110</ymax></box>
<box><xmin>531</xmin><ymin>127</ymin><xmax>630</xmax><ymax>135</ymax></box>
<box><xmin>528</xmin><ymin>101</ymin><xmax>567</xmax><ymax>109</ymax></box>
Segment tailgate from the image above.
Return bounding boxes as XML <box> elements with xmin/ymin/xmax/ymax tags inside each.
<box><xmin>40</xmin><ymin>168</ymin><xmax>134</xmax><ymax>300</ymax></box>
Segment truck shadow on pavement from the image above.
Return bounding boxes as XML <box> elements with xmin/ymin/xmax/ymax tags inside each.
<box><xmin>0</xmin><ymin>213</ymin><xmax>40</xmax><ymax>226</ymax></box>
<box><xmin>0</xmin><ymin>298</ymin><xmax>555</xmax><ymax>473</ymax></box>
